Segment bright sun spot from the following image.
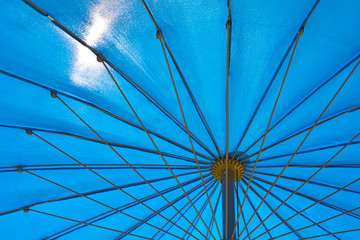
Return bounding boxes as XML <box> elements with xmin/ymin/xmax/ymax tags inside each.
<box><xmin>70</xmin><ymin>2</ymin><xmax>121</xmax><ymax>90</ymax></box>
<box><xmin>85</xmin><ymin>15</ymin><xmax>109</xmax><ymax>46</ymax></box>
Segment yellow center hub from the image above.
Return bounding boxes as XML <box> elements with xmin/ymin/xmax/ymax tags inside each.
<box><xmin>211</xmin><ymin>158</ymin><xmax>245</xmax><ymax>181</ymax></box>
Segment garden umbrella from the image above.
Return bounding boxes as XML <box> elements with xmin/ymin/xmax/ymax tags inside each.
<box><xmin>1</xmin><ymin>0</ymin><xmax>360</xmax><ymax>239</ymax></box>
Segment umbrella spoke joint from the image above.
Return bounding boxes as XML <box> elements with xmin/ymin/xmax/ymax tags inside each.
<box><xmin>156</xmin><ymin>29</ymin><xmax>163</xmax><ymax>39</ymax></box>
<box><xmin>23</xmin><ymin>206</ymin><xmax>29</xmax><ymax>213</ymax></box>
<box><xmin>25</xmin><ymin>129</ymin><xmax>33</xmax><ymax>135</ymax></box>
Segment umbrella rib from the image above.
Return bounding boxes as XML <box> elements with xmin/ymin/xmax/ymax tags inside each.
<box><xmin>245</xmin><ymin>176</ymin><xmax>360</xmax><ymax>240</ymax></box>
<box><xmin>241</xmin><ymin>59</ymin><xmax>360</xmax><ymax>239</ymax></box>
<box><xmin>157</xmin><ymin>185</ymin><xmax>216</xmax><ymax>240</ymax></box>
<box><xmin>0</xmin><ymin>72</ymin><xmax>214</xmax><ymax>164</ymax></box>
<box><xmin>29</xmin><ymin>132</ymin><xmax>199</xmax><ymax>239</ymax></box>
<box><xmin>181</xmin><ymin>182</ymin><xmax>219</xmax><ymax>240</ymax></box>
<box><xmin>0</xmin><ymin>69</ymin><xmax>215</xmax><ymax>162</ymax></box>
<box><xmin>42</xmin><ymin>127</ymin><xmax>212</xmax><ymax>164</ymax></box>
<box><xmin>28</xmin><ymin>209</ymin><xmax>151</xmax><ymax>240</ymax></box>
<box><xmin>262</xmin><ymin>53</ymin><xmax>360</xmax><ymax>144</ymax></box>
<box><xmin>240</xmin><ymin>205</ymin><xmax>250</xmax><ymax>240</ymax></box>
<box><xmin>206</xmin><ymin>188</ymin><xmax>222</xmax><ymax>240</ymax></box>
<box><xmin>270</xmin><ymin>206</ymin><xmax>360</xmax><ymax>240</ymax></box>
<box><xmin>140</xmin><ymin>0</ymin><xmax>223</xmax><ymax>158</ymax></box>
<box><xmin>247</xmin><ymin>175</ymin><xmax>360</xmax><ymax>221</ymax></box>
<box><xmin>51</xmin><ymin>94</ymin><xmax>208</xmax><ymax>239</ymax></box>
<box><xmin>116</xmin><ymin>177</ymin><xmax>215</xmax><ymax>240</ymax></box>
<box><xmin>0</xmin><ymin>164</ymin><xmax>210</xmax><ymax>172</ymax></box>
<box><xmin>20</xmin><ymin>0</ymin><xmax>217</xmax><ymax>160</ymax></box>
<box><xmin>0</xmin><ymin>171</ymin><xmax>204</xmax><ymax>219</ymax></box>
<box><xmin>182</xmin><ymin>180</ymin><xmax>220</xmax><ymax>240</ymax></box>
<box><xmin>234</xmin><ymin>185</ymin><xmax>252</xmax><ymax>240</ymax></box>
<box><xmin>254</xmin><ymin>163</ymin><xmax>360</xmax><ymax>169</ymax></box>
<box><xmin>225</xmin><ymin>0</ymin><xmax>232</xmax><ymax>161</ymax></box>
<box><xmin>43</xmin><ymin>171</ymin><xmax>207</xmax><ymax>209</ymax></box>
<box><xmin>242</xmin><ymin>104</ymin><xmax>360</xmax><ymax>166</ymax></box>
<box><xmin>100</xmin><ymin>62</ymin><xmax>211</xmax><ymax>239</ymax></box>
<box><xmin>163</xmin><ymin>39</ymin><xmax>224</xmax><ymax>158</ymax></box>
<box><xmin>245</xmin><ymin>128</ymin><xmax>360</xmax><ymax>239</ymax></box>
<box><xmin>244</xmin><ymin>176</ymin><xmax>341</xmax><ymax>240</ymax></box>
<box><xmin>46</xmin><ymin>172</ymin><xmax>209</xmax><ymax>240</ymax></box>
<box><xmin>0</xmin><ymin>122</ymin><xmax>213</xmax><ymax>164</ymax></box>
<box><xmin>241</xmin><ymin>179</ymin><xmax>303</xmax><ymax>240</ymax></box>
<box><xmin>231</xmin><ymin>36</ymin><xmax>297</xmax><ymax>160</ymax></box>
<box><xmin>233</xmin><ymin>0</ymin><xmax>320</xmax><ymax>162</ymax></box>
<box><xmin>302</xmin><ymin>228</ymin><xmax>360</xmax><ymax>240</ymax></box>
<box><xmin>248</xmin><ymin>170</ymin><xmax>360</xmax><ymax>195</ymax></box>
<box><xmin>235</xmin><ymin>11</ymin><xmax>358</xmax><ymax>161</ymax></box>
<box><xmin>225</xmin><ymin>2</ymin><xmax>232</xmax><ymax>239</ymax></box>
<box><xmin>183</xmin><ymin>194</ymin><xmax>217</xmax><ymax>240</ymax></box>
<box><xmin>238</xmin><ymin>181</ymin><xmax>274</xmax><ymax>240</ymax></box>
<box><xmin>232</xmin><ymin>22</ymin><xmax>305</xmax><ymax>240</ymax></box>
<box><xmin>48</xmin><ymin>113</ymin><xmax>213</xmax><ymax>163</ymax></box>
<box><xmin>23</xmin><ymin>170</ymin><xmax>182</xmax><ymax>239</ymax></box>
<box><xmin>106</xmin><ymin>62</ymin><xmax>219</xmax><ymax>161</ymax></box>
<box><xmin>153</xmin><ymin>179</ymin><xmax>217</xmax><ymax>240</ymax></box>
<box><xmin>75</xmin><ymin>100</ymin><xmax>216</xmax><ymax>162</ymax></box>
<box><xmin>245</xmin><ymin>137</ymin><xmax>360</xmax><ymax>167</ymax></box>
<box><xmin>157</xmin><ymin>36</ymin><xmax>221</xmax><ymax>239</ymax></box>
<box><xmin>0</xmin><ymin>207</ymin><xmax>24</xmax><ymax>217</ymax></box>
<box><xmin>40</xmin><ymin>129</ymin><xmax>210</xmax><ymax>165</ymax></box>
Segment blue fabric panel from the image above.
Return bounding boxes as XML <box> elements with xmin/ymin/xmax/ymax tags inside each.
<box><xmin>1</xmin><ymin>0</ymin><xmax>360</xmax><ymax>239</ymax></box>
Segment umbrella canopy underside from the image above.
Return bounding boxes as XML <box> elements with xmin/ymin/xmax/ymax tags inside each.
<box><xmin>1</xmin><ymin>0</ymin><xmax>360</xmax><ymax>239</ymax></box>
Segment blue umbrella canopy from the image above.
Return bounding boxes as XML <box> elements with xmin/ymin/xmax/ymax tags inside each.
<box><xmin>1</xmin><ymin>0</ymin><xmax>360</xmax><ymax>239</ymax></box>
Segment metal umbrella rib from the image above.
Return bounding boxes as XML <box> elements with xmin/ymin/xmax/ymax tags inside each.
<box><xmin>241</xmin><ymin>58</ymin><xmax>360</xmax><ymax>240</ymax></box>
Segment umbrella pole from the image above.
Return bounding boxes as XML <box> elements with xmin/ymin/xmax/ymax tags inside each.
<box><xmin>221</xmin><ymin>168</ymin><xmax>236</xmax><ymax>240</ymax></box>
<box><xmin>211</xmin><ymin>157</ymin><xmax>244</xmax><ymax>239</ymax></box>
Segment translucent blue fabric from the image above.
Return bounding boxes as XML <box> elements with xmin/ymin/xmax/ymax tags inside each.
<box><xmin>1</xmin><ymin>0</ymin><xmax>360</xmax><ymax>239</ymax></box>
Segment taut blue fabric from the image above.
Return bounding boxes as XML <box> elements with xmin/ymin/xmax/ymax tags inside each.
<box><xmin>0</xmin><ymin>0</ymin><xmax>359</xmax><ymax>239</ymax></box>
